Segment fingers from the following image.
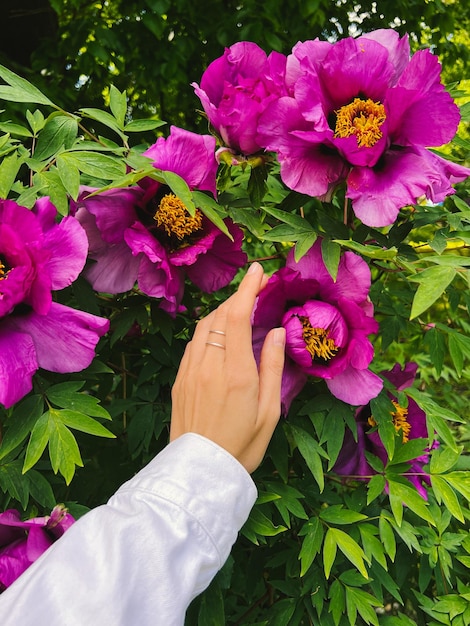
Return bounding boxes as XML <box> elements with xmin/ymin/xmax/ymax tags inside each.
<box><xmin>224</xmin><ymin>262</ymin><xmax>265</xmax><ymax>367</ymax></box>
<box><xmin>258</xmin><ymin>327</ymin><xmax>286</xmax><ymax>427</ymax></box>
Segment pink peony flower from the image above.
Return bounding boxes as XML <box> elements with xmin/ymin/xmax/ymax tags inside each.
<box><xmin>192</xmin><ymin>42</ymin><xmax>288</xmax><ymax>156</ymax></box>
<box><xmin>0</xmin><ymin>505</ymin><xmax>74</xmax><ymax>590</ymax></box>
<box><xmin>257</xmin><ymin>29</ymin><xmax>470</xmax><ymax>227</ymax></box>
<box><xmin>73</xmin><ymin>126</ymin><xmax>247</xmax><ymax>315</ymax></box>
<box><xmin>0</xmin><ymin>198</ymin><xmax>109</xmax><ymax>409</ymax></box>
<box><xmin>252</xmin><ymin>239</ymin><xmax>382</xmax><ymax>413</ymax></box>
<box><xmin>333</xmin><ymin>363</ymin><xmax>438</xmax><ymax>498</ymax></box>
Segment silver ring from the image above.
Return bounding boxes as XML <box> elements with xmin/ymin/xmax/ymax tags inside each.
<box><xmin>205</xmin><ymin>341</ymin><xmax>226</xmax><ymax>350</ymax></box>
<box><xmin>209</xmin><ymin>330</ymin><xmax>226</xmax><ymax>336</ymax></box>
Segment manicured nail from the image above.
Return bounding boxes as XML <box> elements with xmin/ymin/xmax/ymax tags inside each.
<box><xmin>272</xmin><ymin>327</ymin><xmax>286</xmax><ymax>346</ymax></box>
<box><xmin>247</xmin><ymin>261</ymin><xmax>262</xmax><ymax>275</ymax></box>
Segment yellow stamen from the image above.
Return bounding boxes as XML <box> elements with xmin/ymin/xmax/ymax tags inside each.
<box><xmin>154</xmin><ymin>194</ymin><xmax>203</xmax><ymax>241</ymax></box>
<box><xmin>299</xmin><ymin>316</ymin><xmax>338</xmax><ymax>363</ymax></box>
<box><xmin>368</xmin><ymin>402</ymin><xmax>411</xmax><ymax>443</ymax></box>
<box><xmin>0</xmin><ymin>260</ymin><xmax>7</xmax><ymax>280</ymax></box>
<box><xmin>334</xmin><ymin>97</ymin><xmax>386</xmax><ymax>148</ymax></box>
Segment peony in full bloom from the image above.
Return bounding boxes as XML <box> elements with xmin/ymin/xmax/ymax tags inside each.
<box><xmin>73</xmin><ymin>126</ymin><xmax>247</xmax><ymax>315</ymax></box>
<box><xmin>257</xmin><ymin>29</ymin><xmax>470</xmax><ymax>227</ymax></box>
<box><xmin>192</xmin><ymin>42</ymin><xmax>288</xmax><ymax>156</ymax></box>
<box><xmin>252</xmin><ymin>239</ymin><xmax>382</xmax><ymax>413</ymax></box>
<box><xmin>0</xmin><ymin>505</ymin><xmax>74</xmax><ymax>590</ymax></box>
<box><xmin>0</xmin><ymin>198</ymin><xmax>109</xmax><ymax>409</ymax></box>
<box><xmin>333</xmin><ymin>362</ymin><xmax>437</xmax><ymax>498</ymax></box>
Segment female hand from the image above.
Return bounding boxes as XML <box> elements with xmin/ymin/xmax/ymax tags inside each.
<box><xmin>170</xmin><ymin>262</ymin><xmax>286</xmax><ymax>473</ymax></box>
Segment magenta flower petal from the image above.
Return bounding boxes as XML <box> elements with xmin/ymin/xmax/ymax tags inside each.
<box><xmin>0</xmin><ymin>326</ymin><xmax>38</xmax><ymax>408</ymax></box>
<box><xmin>253</xmin><ymin>238</ymin><xmax>381</xmax><ymax>412</ymax></box>
<box><xmin>258</xmin><ymin>29</ymin><xmax>469</xmax><ymax>227</ymax></box>
<box><xmin>42</xmin><ymin>216</ymin><xmax>89</xmax><ymax>290</ymax></box>
<box><xmin>326</xmin><ymin>366</ymin><xmax>383</xmax><ymax>405</ymax></box>
<box><xmin>10</xmin><ymin>302</ymin><xmax>109</xmax><ymax>374</ymax></box>
<box><xmin>192</xmin><ymin>43</ymin><xmax>288</xmax><ymax>156</ymax></box>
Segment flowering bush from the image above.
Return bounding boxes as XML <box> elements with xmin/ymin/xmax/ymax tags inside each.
<box><xmin>0</xmin><ymin>26</ymin><xmax>469</xmax><ymax>625</ymax></box>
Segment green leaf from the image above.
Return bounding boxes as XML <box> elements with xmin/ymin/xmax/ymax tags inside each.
<box><xmin>58</xmin><ymin>410</ymin><xmax>115</xmax><ymax>438</ymax></box>
<box><xmin>48</xmin><ymin>420</ymin><xmax>83</xmax><ymax>484</ymax></box>
<box><xmin>430</xmin><ymin>446</ymin><xmax>462</xmax><ymax>474</ymax></box>
<box><xmin>345</xmin><ymin>586</ymin><xmax>381</xmax><ymax>626</ymax></box>
<box><xmin>448</xmin><ymin>334</ymin><xmax>464</xmax><ymax>377</ymax></box>
<box><xmin>359</xmin><ymin>525</ymin><xmax>387</xmax><ymax>570</ymax></box>
<box><xmin>330</xmin><ymin>528</ymin><xmax>370</xmax><ymax>578</ymax></box>
<box><xmin>389</xmin><ymin>438</ymin><xmax>428</xmax><ymax>465</ymax></box>
<box><xmin>423</xmin><ymin>327</ymin><xmax>446</xmax><ymax>376</ymax></box>
<box><xmin>0</xmin><ymin>395</ymin><xmax>44</xmax><ymax>460</ymax></box>
<box><xmin>299</xmin><ymin>517</ymin><xmax>324</xmax><ymax>576</ymax></box>
<box><xmin>333</xmin><ymin>239</ymin><xmax>397</xmax><ymax>259</ymax></box>
<box><xmin>323</xmin><ymin>527</ymin><xmax>338</xmax><ymax>579</ymax></box>
<box><xmin>262</xmin><ymin>222</ymin><xmax>313</xmax><ymax>242</ymax></box>
<box><xmin>406</xmin><ymin>388</ymin><xmax>461</xmax><ymax>451</ymax></box>
<box><xmin>56</xmin><ymin>154</ymin><xmax>80</xmax><ymax>199</ymax></box>
<box><xmin>319</xmin><ymin>505</ymin><xmax>368</xmax><ymax>525</ymax></box>
<box><xmin>379</xmin><ymin>515</ymin><xmax>396</xmax><ymax>561</ymax></box>
<box><xmin>60</xmin><ymin>150</ymin><xmax>126</xmax><ymax>180</ymax></box>
<box><xmin>33</xmin><ymin>114</ymin><xmax>78</xmax><ymax>161</ymax></box>
<box><xmin>242</xmin><ymin>507</ymin><xmax>287</xmax><ymax>543</ymax></box>
<box><xmin>46</xmin><ymin>383</ymin><xmax>111</xmax><ymax>419</ymax></box>
<box><xmin>442</xmin><ymin>471</ymin><xmax>470</xmax><ymax>501</ymax></box>
<box><xmin>294</xmin><ymin>231</ymin><xmax>318</xmax><ymax>261</ymax></box>
<box><xmin>430</xmin><ymin>475</ymin><xmax>465</xmax><ymax>523</ymax></box>
<box><xmin>0</xmin><ymin>63</ymin><xmax>55</xmax><ymax>106</ymax></box>
<box><xmin>409</xmin><ymin>266</ymin><xmax>456</xmax><ymax>319</ymax></box>
<box><xmin>124</xmin><ymin>119</ymin><xmax>166</xmax><ymax>132</ymax></box>
<box><xmin>80</xmin><ymin>107</ymin><xmax>125</xmax><ymax>137</ymax></box>
<box><xmin>0</xmin><ymin>152</ymin><xmax>23</xmax><ymax>199</ymax></box>
<box><xmin>23</xmin><ymin>413</ymin><xmax>50</xmax><ymax>473</ymax></box>
<box><xmin>198</xmin><ymin>578</ymin><xmax>225</xmax><ymax>626</ymax></box>
<box><xmin>387</xmin><ymin>479</ymin><xmax>435</xmax><ymax>525</ymax></box>
<box><xmin>161</xmin><ymin>170</ymin><xmax>196</xmax><ymax>215</ymax></box>
<box><xmin>290</xmin><ymin>424</ymin><xmax>326</xmax><ymax>492</ymax></box>
<box><xmin>321</xmin><ymin>239</ymin><xmax>341</xmax><ymax>281</ymax></box>
<box><xmin>0</xmin><ymin>122</ymin><xmax>33</xmax><ymax>137</ymax></box>
<box><xmin>322</xmin><ymin>412</ymin><xmax>345</xmax><ymax>470</ymax></box>
<box><xmin>263</xmin><ymin>204</ymin><xmax>312</xmax><ymax>228</ymax></box>
<box><xmin>192</xmin><ymin>190</ymin><xmax>233</xmax><ymax>240</ymax></box>
<box><xmin>367</xmin><ymin>474</ymin><xmax>386</xmax><ymax>504</ymax></box>
<box><xmin>109</xmin><ymin>85</ymin><xmax>127</xmax><ymax>127</ymax></box>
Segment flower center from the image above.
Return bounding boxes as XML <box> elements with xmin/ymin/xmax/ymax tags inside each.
<box><xmin>299</xmin><ymin>316</ymin><xmax>339</xmax><ymax>364</ymax></box>
<box><xmin>153</xmin><ymin>193</ymin><xmax>203</xmax><ymax>241</ymax></box>
<box><xmin>0</xmin><ymin>258</ymin><xmax>8</xmax><ymax>280</ymax></box>
<box><xmin>334</xmin><ymin>97</ymin><xmax>386</xmax><ymax>148</ymax></box>
<box><xmin>368</xmin><ymin>402</ymin><xmax>411</xmax><ymax>443</ymax></box>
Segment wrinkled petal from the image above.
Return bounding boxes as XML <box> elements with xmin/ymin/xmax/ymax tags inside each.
<box><xmin>43</xmin><ymin>216</ymin><xmax>88</xmax><ymax>290</ymax></box>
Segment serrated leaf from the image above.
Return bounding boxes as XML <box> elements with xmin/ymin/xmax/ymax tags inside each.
<box><xmin>410</xmin><ymin>266</ymin><xmax>456</xmax><ymax>319</ymax></box>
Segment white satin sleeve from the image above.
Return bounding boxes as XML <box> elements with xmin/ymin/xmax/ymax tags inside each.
<box><xmin>0</xmin><ymin>433</ymin><xmax>257</xmax><ymax>626</ymax></box>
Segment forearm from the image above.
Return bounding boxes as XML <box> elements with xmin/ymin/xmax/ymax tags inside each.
<box><xmin>0</xmin><ymin>434</ymin><xmax>257</xmax><ymax>626</ymax></box>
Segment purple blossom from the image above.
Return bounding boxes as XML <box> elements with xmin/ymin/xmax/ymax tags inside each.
<box><xmin>257</xmin><ymin>29</ymin><xmax>470</xmax><ymax>227</ymax></box>
<box><xmin>0</xmin><ymin>505</ymin><xmax>74</xmax><ymax>590</ymax></box>
<box><xmin>333</xmin><ymin>362</ymin><xmax>437</xmax><ymax>498</ymax></box>
<box><xmin>252</xmin><ymin>240</ymin><xmax>382</xmax><ymax>413</ymax></box>
<box><xmin>73</xmin><ymin>126</ymin><xmax>247</xmax><ymax>315</ymax></box>
<box><xmin>192</xmin><ymin>42</ymin><xmax>288</xmax><ymax>156</ymax></box>
<box><xmin>0</xmin><ymin>198</ymin><xmax>109</xmax><ymax>409</ymax></box>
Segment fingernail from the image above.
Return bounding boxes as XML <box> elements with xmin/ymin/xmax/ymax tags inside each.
<box><xmin>247</xmin><ymin>261</ymin><xmax>262</xmax><ymax>275</ymax></box>
<box><xmin>272</xmin><ymin>327</ymin><xmax>286</xmax><ymax>346</ymax></box>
